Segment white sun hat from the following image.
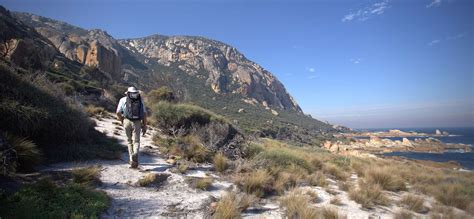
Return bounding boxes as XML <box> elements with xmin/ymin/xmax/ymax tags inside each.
<box><xmin>125</xmin><ymin>86</ymin><xmax>139</xmax><ymax>94</ymax></box>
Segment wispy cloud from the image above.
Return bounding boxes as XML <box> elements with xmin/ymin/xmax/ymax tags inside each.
<box><xmin>428</xmin><ymin>39</ymin><xmax>441</xmax><ymax>46</ymax></box>
<box><xmin>307</xmin><ymin>75</ymin><xmax>319</xmax><ymax>79</ymax></box>
<box><xmin>426</xmin><ymin>0</ymin><xmax>442</xmax><ymax>8</ymax></box>
<box><xmin>428</xmin><ymin>33</ymin><xmax>467</xmax><ymax>46</ymax></box>
<box><xmin>447</xmin><ymin>33</ymin><xmax>466</xmax><ymax>40</ymax></box>
<box><xmin>308</xmin><ymin>67</ymin><xmax>315</xmax><ymax>72</ymax></box>
<box><xmin>350</xmin><ymin>58</ymin><xmax>362</xmax><ymax>64</ymax></box>
<box><xmin>342</xmin><ymin>0</ymin><xmax>391</xmax><ymax>22</ymax></box>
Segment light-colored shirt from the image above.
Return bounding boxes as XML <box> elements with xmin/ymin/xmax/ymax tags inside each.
<box><xmin>116</xmin><ymin>96</ymin><xmax>147</xmax><ymax>116</ymax></box>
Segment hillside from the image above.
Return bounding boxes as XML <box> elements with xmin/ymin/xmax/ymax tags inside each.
<box><xmin>13</xmin><ymin>11</ymin><xmax>334</xmax><ymax>140</ymax></box>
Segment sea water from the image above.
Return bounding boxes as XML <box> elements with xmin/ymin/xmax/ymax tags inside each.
<box><xmin>357</xmin><ymin>127</ymin><xmax>474</xmax><ymax>170</ymax></box>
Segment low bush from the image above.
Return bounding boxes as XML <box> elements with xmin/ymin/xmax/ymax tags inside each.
<box><xmin>433</xmin><ymin>183</ymin><xmax>471</xmax><ymax>211</ymax></box>
<box><xmin>145</xmin><ymin>87</ymin><xmax>175</xmax><ymax>104</ymax></box>
<box><xmin>255</xmin><ymin>148</ymin><xmax>311</xmax><ymax>171</ymax></box>
<box><xmin>321</xmin><ymin>207</ymin><xmax>346</xmax><ymax>219</ymax></box>
<box><xmin>0</xmin><ymin>63</ymin><xmax>123</xmax><ymax>163</ymax></box>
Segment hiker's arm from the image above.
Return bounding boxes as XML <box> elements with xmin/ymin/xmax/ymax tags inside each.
<box><xmin>142</xmin><ymin>113</ymin><xmax>147</xmax><ymax>127</ymax></box>
<box><xmin>116</xmin><ymin>112</ymin><xmax>124</xmax><ymax>123</ymax></box>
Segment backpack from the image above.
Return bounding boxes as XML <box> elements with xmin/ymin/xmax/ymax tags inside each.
<box><xmin>125</xmin><ymin>95</ymin><xmax>144</xmax><ymax>120</ymax></box>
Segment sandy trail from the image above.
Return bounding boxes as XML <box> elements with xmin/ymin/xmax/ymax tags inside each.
<box><xmin>40</xmin><ymin>115</ymin><xmax>426</xmax><ymax>218</ymax></box>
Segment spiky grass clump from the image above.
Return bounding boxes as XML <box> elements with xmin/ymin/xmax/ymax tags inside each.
<box><xmin>213</xmin><ymin>153</ymin><xmax>229</xmax><ymax>173</ymax></box>
<box><xmin>365</xmin><ymin>167</ymin><xmax>406</xmax><ymax>192</ymax></box>
<box><xmin>349</xmin><ymin>182</ymin><xmax>390</xmax><ymax>209</ymax></box>
<box><xmin>393</xmin><ymin>210</ymin><xmax>414</xmax><ymax>219</ymax></box>
<box><xmin>195</xmin><ymin>177</ymin><xmax>213</xmax><ymax>191</ymax></box>
<box><xmin>72</xmin><ymin>166</ymin><xmax>101</xmax><ymax>186</ymax></box>
<box><xmin>399</xmin><ymin>194</ymin><xmax>425</xmax><ymax>213</ymax></box>
<box><xmin>137</xmin><ymin>173</ymin><xmax>170</xmax><ymax>187</ymax></box>
<box><xmin>84</xmin><ymin>105</ymin><xmax>106</xmax><ymax>118</ymax></box>
<box><xmin>308</xmin><ymin>171</ymin><xmax>327</xmax><ymax>187</ymax></box>
<box><xmin>323</xmin><ymin>163</ymin><xmax>349</xmax><ymax>181</ymax></box>
<box><xmin>213</xmin><ymin>193</ymin><xmax>239</xmax><ymax>219</ymax></box>
<box><xmin>237</xmin><ymin>169</ymin><xmax>273</xmax><ymax>197</ymax></box>
<box><xmin>280</xmin><ymin>189</ymin><xmax>319</xmax><ymax>219</ymax></box>
<box><xmin>4</xmin><ymin>133</ymin><xmax>42</xmax><ymax>172</ymax></box>
<box><xmin>321</xmin><ymin>207</ymin><xmax>346</xmax><ymax>219</ymax></box>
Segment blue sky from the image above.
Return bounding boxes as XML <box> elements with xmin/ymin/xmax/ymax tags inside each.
<box><xmin>2</xmin><ymin>0</ymin><xmax>473</xmax><ymax>128</ymax></box>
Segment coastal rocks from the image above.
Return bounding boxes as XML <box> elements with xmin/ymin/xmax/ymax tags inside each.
<box><xmin>402</xmin><ymin>138</ymin><xmax>412</xmax><ymax>147</ymax></box>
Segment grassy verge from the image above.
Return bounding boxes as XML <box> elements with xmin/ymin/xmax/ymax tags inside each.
<box><xmin>0</xmin><ymin>179</ymin><xmax>109</xmax><ymax>218</ymax></box>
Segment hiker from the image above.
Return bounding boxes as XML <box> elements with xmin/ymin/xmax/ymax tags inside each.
<box><xmin>116</xmin><ymin>87</ymin><xmax>147</xmax><ymax>168</ymax></box>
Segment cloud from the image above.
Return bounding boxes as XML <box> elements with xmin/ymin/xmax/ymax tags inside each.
<box><xmin>428</xmin><ymin>39</ymin><xmax>441</xmax><ymax>46</ymax></box>
<box><xmin>342</xmin><ymin>0</ymin><xmax>391</xmax><ymax>22</ymax></box>
<box><xmin>308</xmin><ymin>68</ymin><xmax>315</xmax><ymax>72</ymax></box>
<box><xmin>350</xmin><ymin>58</ymin><xmax>362</xmax><ymax>64</ymax></box>
<box><xmin>447</xmin><ymin>33</ymin><xmax>466</xmax><ymax>40</ymax></box>
<box><xmin>307</xmin><ymin>75</ymin><xmax>318</xmax><ymax>79</ymax></box>
<box><xmin>427</xmin><ymin>33</ymin><xmax>466</xmax><ymax>46</ymax></box>
<box><xmin>426</xmin><ymin>0</ymin><xmax>442</xmax><ymax>8</ymax></box>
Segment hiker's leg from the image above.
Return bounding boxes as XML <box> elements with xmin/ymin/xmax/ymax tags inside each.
<box><xmin>124</xmin><ymin>119</ymin><xmax>134</xmax><ymax>162</ymax></box>
<box><xmin>131</xmin><ymin>120</ymin><xmax>142</xmax><ymax>163</ymax></box>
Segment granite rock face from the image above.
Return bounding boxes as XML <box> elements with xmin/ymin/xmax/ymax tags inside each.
<box><xmin>14</xmin><ymin>13</ymin><xmax>122</xmax><ymax>79</ymax></box>
<box><xmin>120</xmin><ymin>35</ymin><xmax>302</xmax><ymax>112</ymax></box>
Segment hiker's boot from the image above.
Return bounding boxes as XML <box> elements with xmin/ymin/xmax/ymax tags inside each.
<box><xmin>131</xmin><ymin>161</ymin><xmax>138</xmax><ymax>169</ymax></box>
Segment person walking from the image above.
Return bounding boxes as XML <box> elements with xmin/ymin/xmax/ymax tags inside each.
<box><xmin>116</xmin><ymin>86</ymin><xmax>147</xmax><ymax>168</ymax></box>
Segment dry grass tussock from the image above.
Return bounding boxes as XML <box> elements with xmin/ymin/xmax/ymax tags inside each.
<box><xmin>350</xmin><ymin>156</ymin><xmax>474</xmax><ymax>213</ymax></box>
<box><xmin>280</xmin><ymin>189</ymin><xmax>319</xmax><ymax>219</ymax></box>
<box><xmin>236</xmin><ymin>169</ymin><xmax>273</xmax><ymax>197</ymax></box>
<box><xmin>364</xmin><ymin>166</ymin><xmax>406</xmax><ymax>191</ymax></box>
<box><xmin>399</xmin><ymin>194</ymin><xmax>425</xmax><ymax>213</ymax></box>
<box><xmin>213</xmin><ymin>153</ymin><xmax>229</xmax><ymax>173</ymax></box>
<box><xmin>393</xmin><ymin>210</ymin><xmax>413</xmax><ymax>219</ymax></box>
<box><xmin>212</xmin><ymin>192</ymin><xmax>257</xmax><ymax>219</ymax></box>
<box><xmin>3</xmin><ymin>133</ymin><xmax>42</xmax><ymax>173</ymax></box>
<box><xmin>308</xmin><ymin>171</ymin><xmax>328</xmax><ymax>187</ymax></box>
<box><xmin>349</xmin><ymin>181</ymin><xmax>390</xmax><ymax>209</ymax></box>
<box><xmin>195</xmin><ymin>177</ymin><xmax>213</xmax><ymax>191</ymax></box>
<box><xmin>72</xmin><ymin>165</ymin><xmax>101</xmax><ymax>186</ymax></box>
<box><xmin>137</xmin><ymin>173</ymin><xmax>170</xmax><ymax>187</ymax></box>
<box><xmin>323</xmin><ymin>163</ymin><xmax>349</xmax><ymax>181</ymax></box>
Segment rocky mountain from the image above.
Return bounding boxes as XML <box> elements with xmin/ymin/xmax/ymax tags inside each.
<box><xmin>14</xmin><ymin>12</ymin><xmax>301</xmax><ymax>113</ymax></box>
<box><xmin>120</xmin><ymin>35</ymin><xmax>302</xmax><ymax>112</ymax></box>
<box><xmin>9</xmin><ymin>9</ymin><xmax>333</xmax><ymax>139</ymax></box>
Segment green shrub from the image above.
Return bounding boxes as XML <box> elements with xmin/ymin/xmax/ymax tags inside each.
<box><xmin>256</xmin><ymin>148</ymin><xmax>312</xmax><ymax>171</ymax></box>
<box><xmin>0</xmin><ymin>179</ymin><xmax>109</xmax><ymax>218</ymax></box>
<box><xmin>146</xmin><ymin>87</ymin><xmax>175</xmax><ymax>104</ymax></box>
<box><xmin>151</xmin><ymin>101</ymin><xmax>226</xmax><ymax>134</ymax></box>
<box><xmin>0</xmin><ymin>64</ymin><xmax>122</xmax><ymax>162</ymax></box>
<box><xmin>243</xmin><ymin>143</ymin><xmax>264</xmax><ymax>158</ymax></box>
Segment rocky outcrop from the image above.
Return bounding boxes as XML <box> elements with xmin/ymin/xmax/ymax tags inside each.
<box><xmin>13</xmin><ymin>13</ymin><xmax>122</xmax><ymax>79</ymax></box>
<box><xmin>0</xmin><ymin>7</ymin><xmax>58</xmax><ymax>69</ymax></box>
<box><xmin>120</xmin><ymin>35</ymin><xmax>302</xmax><ymax>112</ymax></box>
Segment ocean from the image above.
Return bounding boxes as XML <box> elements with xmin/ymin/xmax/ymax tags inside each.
<box><xmin>356</xmin><ymin>127</ymin><xmax>474</xmax><ymax>170</ymax></box>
